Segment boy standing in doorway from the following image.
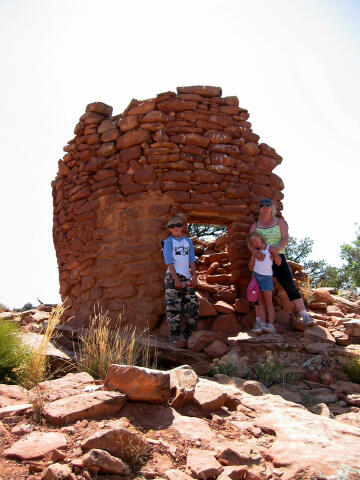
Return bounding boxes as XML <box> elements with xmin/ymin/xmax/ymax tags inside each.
<box><xmin>163</xmin><ymin>217</ymin><xmax>199</xmax><ymax>348</ymax></box>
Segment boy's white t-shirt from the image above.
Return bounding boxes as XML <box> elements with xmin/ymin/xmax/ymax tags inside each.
<box><xmin>254</xmin><ymin>246</ymin><xmax>273</xmax><ymax>276</ymax></box>
<box><xmin>163</xmin><ymin>236</ymin><xmax>195</xmax><ymax>279</ymax></box>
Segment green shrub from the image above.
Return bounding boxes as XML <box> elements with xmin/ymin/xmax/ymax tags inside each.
<box><xmin>343</xmin><ymin>357</ymin><xmax>360</xmax><ymax>384</ymax></box>
<box><xmin>209</xmin><ymin>358</ymin><xmax>237</xmax><ymax>377</ymax></box>
<box><xmin>300</xmin><ymin>391</ymin><xmax>318</xmax><ymax>407</ymax></box>
<box><xmin>13</xmin><ymin>302</ymin><xmax>34</xmax><ymax>312</ymax></box>
<box><xmin>0</xmin><ymin>302</ymin><xmax>9</xmax><ymax>311</ymax></box>
<box><xmin>0</xmin><ymin>320</ymin><xmax>31</xmax><ymax>383</ymax></box>
<box><xmin>21</xmin><ymin>302</ymin><xmax>34</xmax><ymax>312</ymax></box>
<box><xmin>251</xmin><ymin>353</ymin><xmax>292</xmax><ymax>387</ymax></box>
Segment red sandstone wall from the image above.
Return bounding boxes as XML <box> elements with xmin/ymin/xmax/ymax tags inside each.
<box><xmin>52</xmin><ymin>85</ymin><xmax>284</xmax><ymax>328</ymax></box>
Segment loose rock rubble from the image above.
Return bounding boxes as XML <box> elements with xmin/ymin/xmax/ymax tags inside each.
<box><xmin>0</xmin><ymin>365</ymin><xmax>360</xmax><ymax>480</ymax></box>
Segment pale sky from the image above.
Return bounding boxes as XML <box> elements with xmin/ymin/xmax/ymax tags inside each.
<box><xmin>0</xmin><ymin>0</ymin><xmax>359</xmax><ymax>308</ymax></box>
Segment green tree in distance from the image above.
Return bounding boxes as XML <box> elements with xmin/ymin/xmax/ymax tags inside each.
<box><xmin>188</xmin><ymin>224</ymin><xmax>226</xmax><ymax>239</ymax></box>
<box><xmin>285</xmin><ymin>236</ymin><xmax>347</xmax><ymax>288</ymax></box>
<box><xmin>340</xmin><ymin>224</ymin><xmax>360</xmax><ymax>288</ymax></box>
<box><xmin>285</xmin><ymin>237</ymin><xmax>313</xmax><ymax>263</ymax></box>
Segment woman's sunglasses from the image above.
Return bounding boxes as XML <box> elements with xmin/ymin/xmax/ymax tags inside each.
<box><xmin>168</xmin><ymin>223</ymin><xmax>183</xmax><ymax>228</ymax></box>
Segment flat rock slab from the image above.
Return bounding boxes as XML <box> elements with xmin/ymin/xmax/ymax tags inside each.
<box><xmin>214</xmin><ymin>374</ymin><xmax>269</xmax><ymax>396</ymax></box>
<box><xmin>332</xmin><ymin>296</ymin><xmax>360</xmax><ymax>314</ymax></box>
<box><xmin>0</xmin><ymin>384</ymin><xmax>29</xmax><ymax>408</ymax></box>
<box><xmin>34</xmin><ymin>372</ymin><xmax>96</xmax><ymax>402</ymax></box>
<box><xmin>346</xmin><ymin>394</ymin><xmax>360</xmax><ymax>407</ymax></box>
<box><xmin>4</xmin><ymin>431</ymin><xmax>67</xmax><ymax>460</ymax></box>
<box><xmin>338</xmin><ymin>345</ymin><xmax>360</xmax><ymax>359</ymax></box>
<box><xmin>228</xmin><ymin>332</ymin><xmax>286</xmax><ymax>345</ymax></box>
<box><xmin>81</xmin><ymin>426</ymin><xmax>148</xmax><ymax>458</ymax></box>
<box><xmin>0</xmin><ymin>403</ymin><xmax>32</xmax><ymax>419</ymax></box>
<box><xmin>343</xmin><ymin>320</ymin><xmax>360</xmax><ymax>337</ymax></box>
<box><xmin>187</xmin><ymin>330</ymin><xmax>226</xmax><ymax>352</ymax></box>
<box><xmin>31</xmin><ymin>311</ymin><xmax>50</xmax><ymax>322</ymax></box>
<box><xmin>115</xmin><ymin>403</ymin><xmax>176</xmax><ymax>431</ymax></box>
<box><xmin>165</xmin><ymin>470</ymin><xmax>194</xmax><ymax>480</ymax></box>
<box><xmin>303</xmin><ymin>325</ymin><xmax>336</xmax><ymax>344</ymax></box>
<box><xmin>21</xmin><ymin>332</ymin><xmax>73</xmax><ymax>366</ymax></box>
<box><xmin>216</xmin><ymin>442</ymin><xmax>262</xmax><ymax>467</ymax></box>
<box><xmin>304</xmin><ymin>342</ymin><xmax>335</xmax><ymax>354</ymax></box>
<box><xmin>42</xmin><ymin>463</ymin><xmax>72</xmax><ymax>480</ymax></box>
<box><xmin>330</xmin><ymin>381</ymin><xmax>360</xmax><ymax>395</ymax></box>
<box><xmin>186</xmin><ymin>448</ymin><xmax>223</xmax><ymax>479</ymax></box>
<box><xmin>240</xmin><ymin>392</ymin><xmax>360</xmax><ymax>478</ymax></box>
<box><xmin>171</xmin><ymin>412</ymin><xmax>216</xmax><ymax>442</ymax></box>
<box><xmin>214</xmin><ymin>301</ymin><xmax>235</xmax><ymax>314</ymax></box>
<box><xmin>42</xmin><ymin>391</ymin><xmax>127</xmax><ymax>426</ymax></box>
<box><xmin>82</xmin><ymin>448</ymin><xmax>130</xmax><ymax>475</ymax></box>
<box><xmin>193</xmin><ymin>379</ymin><xmax>227</xmax><ymax>413</ymax></box>
<box><xmin>0</xmin><ymin>312</ymin><xmax>17</xmax><ymax>320</ymax></box>
<box><xmin>268</xmin><ymin>385</ymin><xmax>302</xmax><ymax>404</ymax></box>
<box><xmin>150</xmin><ymin>338</ymin><xmax>209</xmax><ymax>367</ymax></box>
<box><xmin>336</xmin><ymin>412</ymin><xmax>360</xmax><ymax>427</ymax></box>
<box><xmin>197</xmin><ymin>296</ymin><xmax>218</xmax><ymax>317</ymax></box>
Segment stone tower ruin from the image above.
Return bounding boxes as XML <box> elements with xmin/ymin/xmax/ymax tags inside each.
<box><xmin>52</xmin><ymin>86</ymin><xmax>284</xmax><ymax>329</ymax></box>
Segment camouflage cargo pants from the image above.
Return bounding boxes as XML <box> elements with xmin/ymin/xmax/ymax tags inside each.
<box><xmin>164</xmin><ymin>272</ymin><xmax>199</xmax><ymax>343</ymax></box>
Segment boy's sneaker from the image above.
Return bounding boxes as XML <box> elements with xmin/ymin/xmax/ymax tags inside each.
<box><xmin>262</xmin><ymin>323</ymin><xmax>276</xmax><ymax>334</ymax></box>
<box><xmin>302</xmin><ymin>313</ymin><xmax>315</xmax><ymax>327</ymax></box>
<box><xmin>251</xmin><ymin>319</ymin><xmax>265</xmax><ymax>335</ymax></box>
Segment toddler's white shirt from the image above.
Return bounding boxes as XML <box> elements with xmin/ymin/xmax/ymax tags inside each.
<box><xmin>254</xmin><ymin>246</ymin><xmax>273</xmax><ymax>276</ymax></box>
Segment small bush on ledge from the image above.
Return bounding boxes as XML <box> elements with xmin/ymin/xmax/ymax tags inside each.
<box><xmin>343</xmin><ymin>357</ymin><xmax>360</xmax><ymax>384</ymax></box>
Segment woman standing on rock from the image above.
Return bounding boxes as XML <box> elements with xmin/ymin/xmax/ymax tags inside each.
<box><xmin>248</xmin><ymin>198</ymin><xmax>314</xmax><ymax>333</ymax></box>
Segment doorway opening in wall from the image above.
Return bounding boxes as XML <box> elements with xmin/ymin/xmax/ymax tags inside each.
<box><xmin>186</xmin><ymin>222</ymin><xmax>240</xmax><ymax>336</ymax></box>
<box><xmin>187</xmin><ymin>223</ymin><xmax>226</xmax><ymax>241</ymax></box>
<box><xmin>187</xmin><ymin>223</ymin><xmax>229</xmax><ymax>283</ymax></box>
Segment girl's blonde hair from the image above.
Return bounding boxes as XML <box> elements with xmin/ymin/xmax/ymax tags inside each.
<box><xmin>247</xmin><ymin>231</ymin><xmax>266</xmax><ymax>245</ymax></box>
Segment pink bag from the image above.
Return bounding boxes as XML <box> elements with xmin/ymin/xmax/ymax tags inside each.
<box><xmin>247</xmin><ymin>276</ymin><xmax>259</xmax><ymax>303</ymax></box>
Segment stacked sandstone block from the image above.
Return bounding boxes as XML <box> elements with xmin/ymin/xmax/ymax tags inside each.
<box><xmin>52</xmin><ymin>86</ymin><xmax>284</xmax><ymax>329</ymax></box>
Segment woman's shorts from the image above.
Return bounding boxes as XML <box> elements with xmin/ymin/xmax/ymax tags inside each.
<box><xmin>253</xmin><ymin>272</ymin><xmax>273</xmax><ymax>291</ymax></box>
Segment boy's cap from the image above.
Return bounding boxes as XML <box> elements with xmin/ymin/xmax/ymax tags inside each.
<box><xmin>167</xmin><ymin>217</ymin><xmax>182</xmax><ymax>226</ymax></box>
<box><xmin>259</xmin><ymin>198</ymin><xmax>273</xmax><ymax>207</ymax></box>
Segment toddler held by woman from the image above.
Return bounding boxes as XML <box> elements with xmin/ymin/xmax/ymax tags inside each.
<box><xmin>248</xmin><ymin>231</ymin><xmax>281</xmax><ymax>334</ymax></box>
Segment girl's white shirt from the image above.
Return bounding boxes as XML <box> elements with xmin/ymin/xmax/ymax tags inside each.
<box><xmin>254</xmin><ymin>246</ymin><xmax>273</xmax><ymax>276</ymax></box>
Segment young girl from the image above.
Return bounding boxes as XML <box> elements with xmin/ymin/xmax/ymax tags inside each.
<box><xmin>248</xmin><ymin>231</ymin><xmax>281</xmax><ymax>335</ymax></box>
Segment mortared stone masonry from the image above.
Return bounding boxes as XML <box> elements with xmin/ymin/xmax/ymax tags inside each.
<box><xmin>52</xmin><ymin>86</ymin><xmax>284</xmax><ymax>329</ymax></box>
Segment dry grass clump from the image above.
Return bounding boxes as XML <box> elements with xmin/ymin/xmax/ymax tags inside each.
<box><xmin>115</xmin><ymin>436</ymin><xmax>149</xmax><ymax>472</ymax></box>
<box><xmin>75</xmin><ymin>309</ymin><xmax>157</xmax><ymax>380</ymax></box>
<box><xmin>16</xmin><ymin>304</ymin><xmax>65</xmax><ymax>390</ymax></box>
<box><xmin>301</xmin><ymin>275</ymin><xmax>313</xmax><ymax>305</ymax></box>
